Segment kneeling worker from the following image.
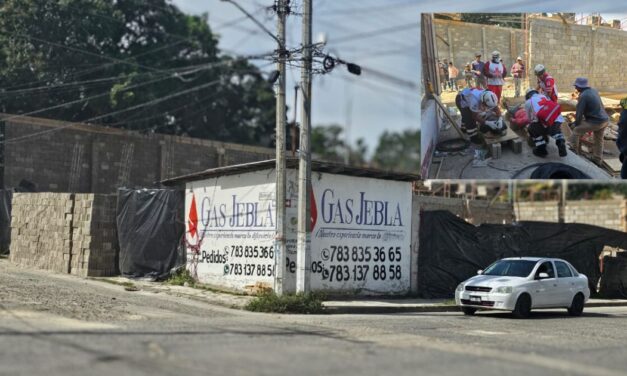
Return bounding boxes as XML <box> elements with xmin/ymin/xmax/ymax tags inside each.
<box><xmin>456</xmin><ymin>88</ymin><xmax>506</xmax><ymax>144</ymax></box>
<box><xmin>525</xmin><ymin>89</ymin><xmax>567</xmax><ymax>157</ymax></box>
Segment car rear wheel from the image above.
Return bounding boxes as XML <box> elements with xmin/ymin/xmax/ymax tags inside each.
<box><xmin>568</xmin><ymin>293</ymin><xmax>585</xmax><ymax>317</ymax></box>
<box><xmin>461</xmin><ymin>307</ymin><xmax>476</xmax><ymax>316</ymax></box>
<box><xmin>512</xmin><ymin>294</ymin><xmax>531</xmax><ymax>319</ymax></box>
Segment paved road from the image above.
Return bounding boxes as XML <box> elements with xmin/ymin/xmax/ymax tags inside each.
<box><xmin>2</xmin><ymin>260</ymin><xmax>627</xmax><ymax>376</ymax></box>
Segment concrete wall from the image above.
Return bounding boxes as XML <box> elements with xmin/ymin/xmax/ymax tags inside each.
<box><xmin>434</xmin><ymin>19</ymin><xmax>525</xmax><ymax>77</ymax></box>
<box><xmin>9</xmin><ymin>192</ymin><xmax>118</xmax><ymax>276</ymax></box>
<box><xmin>515</xmin><ymin>199</ymin><xmax>627</xmax><ymax>232</ymax></box>
<box><xmin>415</xmin><ymin>196</ymin><xmax>515</xmax><ymax>224</ymax></box>
<box><xmin>527</xmin><ymin>17</ymin><xmax>627</xmax><ymax>91</ymax></box>
<box><xmin>1</xmin><ymin>115</ymin><xmax>274</xmax><ymax>193</ymax></box>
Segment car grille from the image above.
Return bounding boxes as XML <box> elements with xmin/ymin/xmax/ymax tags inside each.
<box><xmin>465</xmin><ymin>286</ymin><xmax>492</xmax><ymax>292</ymax></box>
<box><xmin>461</xmin><ymin>299</ymin><xmax>495</xmax><ymax>307</ymax></box>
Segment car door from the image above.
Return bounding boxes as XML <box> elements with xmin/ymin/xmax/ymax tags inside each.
<box><xmin>555</xmin><ymin>260</ymin><xmax>576</xmax><ymax>306</ymax></box>
<box><xmin>532</xmin><ymin>261</ymin><xmax>559</xmax><ymax>307</ymax></box>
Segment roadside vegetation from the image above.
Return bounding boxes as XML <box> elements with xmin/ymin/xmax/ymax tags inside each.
<box><xmin>245</xmin><ymin>291</ymin><xmax>326</xmax><ymax>314</ymax></box>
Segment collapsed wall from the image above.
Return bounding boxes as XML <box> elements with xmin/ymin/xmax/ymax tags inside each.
<box><xmin>9</xmin><ymin>193</ymin><xmax>118</xmax><ymax>276</ymax></box>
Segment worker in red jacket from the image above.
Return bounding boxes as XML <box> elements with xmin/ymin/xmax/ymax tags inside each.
<box><xmin>483</xmin><ymin>50</ymin><xmax>507</xmax><ymax>102</ymax></box>
<box><xmin>534</xmin><ymin>64</ymin><xmax>558</xmax><ymax>103</ymax></box>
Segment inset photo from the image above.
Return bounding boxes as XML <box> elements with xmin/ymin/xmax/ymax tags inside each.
<box><xmin>420</xmin><ymin>13</ymin><xmax>627</xmax><ymax>180</ymax></box>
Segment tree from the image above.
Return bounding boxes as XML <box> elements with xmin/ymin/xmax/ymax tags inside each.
<box><xmin>460</xmin><ymin>13</ymin><xmax>523</xmax><ymax>29</ymax></box>
<box><xmin>311</xmin><ymin>124</ymin><xmax>367</xmax><ymax>165</ymax></box>
<box><xmin>372</xmin><ymin>129</ymin><xmax>420</xmax><ymax>173</ymax></box>
<box><xmin>0</xmin><ymin>0</ymin><xmax>275</xmax><ymax>146</ymax></box>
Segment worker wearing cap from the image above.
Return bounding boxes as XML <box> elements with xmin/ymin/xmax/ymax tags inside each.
<box><xmin>511</xmin><ymin>57</ymin><xmax>525</xmax><ymax>98</ymax></box>
<box><xmin>471</xmin><ymin>53</ymin><xmax>485</xmax><ymax>89</ymax></box>
<box><xmin>568</xmin><ymin>77</ymin><xmax>609</xmax><ymax>165</ymax></box>
<box><xmin>483</xmin><ymin>50</ymin><xmax>507</xmax><ymax>102</ymax></box>
<box><xmin>456</xmin><ymin>88</ymin><xmax>504</xmax><ymax>144</ymax></box>
<box><xmin>525</xmin><ymin>88</ymin><xmax>567</xmax><ymax>157</ymax></box>
<box><xmin>534</xmin><ymin>64</ymin><xmax>558</xmax><ymax>103</ymax></box>
<box><xmin>617</xmin><ymin>97</ymin><xmax>627</xmax><ymax>178</ymax></box>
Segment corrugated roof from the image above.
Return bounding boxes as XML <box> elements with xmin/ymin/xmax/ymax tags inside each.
<box><xmin>161</xmin><ymin>158</ymin><xmax>420</xmax><ymax>185</ymax></box>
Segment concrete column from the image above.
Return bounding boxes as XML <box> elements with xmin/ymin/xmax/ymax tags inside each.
<box><xmin>482</xmin><ymin>27</ymin><xmax>487</xmax><ymax>61</ymax></box>
<box><xmin>410</xmin><ymin>196</ymin><xmax>421</xmax><ymax>294</ymax></box>
<box><xmin>90</xmin><ymin>140</ymin><xmax>99</xmax><ymax>194</ymax></box>
<box><xmin>447</xmin><ymin>26</ymin><xmax>454</xmax><ymax>63</ymax></box>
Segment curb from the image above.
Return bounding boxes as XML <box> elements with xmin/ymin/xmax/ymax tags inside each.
<box><xmin>322</xmin><ymin>301</ymin><xmax>627</xmax><ymax>315</ymax></box>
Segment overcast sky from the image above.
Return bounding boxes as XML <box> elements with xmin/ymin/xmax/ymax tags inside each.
<box><xmin>171</xmin><ymin>0</ymin><xmax>420</xmax><ymax>155</ymax></box>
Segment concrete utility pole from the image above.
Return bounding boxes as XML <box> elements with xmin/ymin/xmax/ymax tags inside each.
<box><xmin>274</xmin><ymin>0</ymin><xmax>287</xmax><ymax>296</ymax></box>
<box><xmin>296</xmin><ymin>0</ymin><xmax>312</xmax><ymax>293</ymax></box>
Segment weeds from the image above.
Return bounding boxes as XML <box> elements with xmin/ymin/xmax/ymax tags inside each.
<box><xmin>245</xmin><ymin>291</ymin><xmax>325</xmax><ymax>314</ymax></box>
<box><xmin>165</xmin><ymin>268</ymin><xmax>196</xmax><ymax>287</ymax></box>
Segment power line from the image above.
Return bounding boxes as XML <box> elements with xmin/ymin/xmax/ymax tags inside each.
<box><xmin>329</xmin><ymin>22</ymin><xmax>418</xmax><ymax>44</ymax></box>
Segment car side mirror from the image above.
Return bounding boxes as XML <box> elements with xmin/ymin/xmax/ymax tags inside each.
<box><xmin>477</xmin><ymin>269</ymin><xmax>483</xmax><ymax>275</ymax></box>
<box><xmin>537</xmin><ymin>272</ymin><xmax>549</xmax><ymax>279</ymax></box>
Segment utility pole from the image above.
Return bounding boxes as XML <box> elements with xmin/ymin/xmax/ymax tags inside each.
<box><xmin>296</xmin><ymin>0</ymin><xmax>312</xmax><ymax>293</ymax></box>
<box><xmin>274</xmin><ymin>0</ymin><xmax>287</xmax><ymax>296</ymax></box>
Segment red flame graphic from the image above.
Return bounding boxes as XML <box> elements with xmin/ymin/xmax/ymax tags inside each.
<box><xmin>188</xmin><ymin>194</ymin><xmax>198</xmax><ymax>238</ymax></box>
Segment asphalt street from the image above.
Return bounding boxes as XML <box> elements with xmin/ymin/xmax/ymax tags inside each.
<box><xmin>2</xmin><ymin>259</ymin><xmax>627</xmax><ymax>376</ymax></box>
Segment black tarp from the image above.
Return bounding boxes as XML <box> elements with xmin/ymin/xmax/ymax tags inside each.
<box><xmin>0</xmin><ymin>190</ymin><xmax>12</xmax><ymax>255</ymax></box>
<box><xmin>116</xmin><ymin>188</ymin><xmax>185</xmax><ymax>280</ymax></box>
<box><xmin>418</xmin><ymin>210</ymin><xmax>627</xmax><ymax>298</ymax></box>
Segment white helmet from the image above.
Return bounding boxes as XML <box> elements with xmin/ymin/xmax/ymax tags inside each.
<box><xmin>491</xmin><ymin>50</ymin><xmax>501</xmax><ymax>60</ymax></box>
<box><xmin>481</xmin><ymin>90</ymin><xmax>498</xmax><ymax>109</ymax></box>
<box><xmin>534</xmin><ymin>64</ymin><xmax>546</xmax><ymax>76</ymax></box>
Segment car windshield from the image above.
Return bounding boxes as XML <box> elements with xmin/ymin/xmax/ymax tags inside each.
<box><xmin>483</xmin><ymin>260</ymin><xmax>537</xmax><ymax>277</ymax></box>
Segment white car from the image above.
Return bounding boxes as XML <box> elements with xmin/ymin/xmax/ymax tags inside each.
<box><xmin>455</xmin><ymin>257</ymin><xmax>590</xmax><ymax>318</ymax></box>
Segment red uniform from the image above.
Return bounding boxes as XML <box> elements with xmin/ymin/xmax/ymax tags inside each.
<box><xmin>537</xmin><ymin>73</ymin><xmax>558</xmax><ymax>103</ymax></box>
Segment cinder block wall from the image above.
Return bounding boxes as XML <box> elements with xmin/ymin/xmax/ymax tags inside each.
<box><xmin>515</xmin><ymin>201</ymin><xmax>560</xmax><ymax>222</ymax></box>
<box><xmin>528</xmin><ymin>17</ymin><xmax>627</xmax><ymax>91</ymax></box>
<box><xmin>1</xmin><ymin>115</ymin><xmax>274</xmax><ymax>193</ymax></box>
<box><xmin>9</xmin><ymin>193</ymin><xmax>118</xmax><ymax>276</ymax></box>
<box><xmin>433</xmin><ymin>19</ymin><xmax>525</xmax><ymax>77</ymax></box>
<box><xmin>415</xmin><ymin>196</ymin><xmax>515</xmax><ymax>224</ymax></box>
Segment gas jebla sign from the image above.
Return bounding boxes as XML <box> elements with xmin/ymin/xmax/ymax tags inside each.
<box><xmin>185</xmin><ymin>169</ymin><xmax>412</xmax><ymax>294</ymax></box>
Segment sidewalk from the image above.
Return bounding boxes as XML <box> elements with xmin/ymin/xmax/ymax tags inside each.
<box><xmin>97</xmin><ymin>276</ymin><xmax>627</xmax><ymax>314</ymax></box>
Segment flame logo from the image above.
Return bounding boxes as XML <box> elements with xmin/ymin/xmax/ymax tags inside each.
<box><xmin>188</xmin><ymin>194</ymin><xmax>199</xmax><ymax>238</ymax></box>
<box><xmin>310</xmin><ymin>187</ymin><xmax>317</xmax><ymax>230</ymax></box>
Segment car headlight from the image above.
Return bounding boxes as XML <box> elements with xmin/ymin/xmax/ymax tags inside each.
<box><xmin>494</xmin><ymin>286</ymin><xmax>513</xmax><ymax>294</ymax></box>
<box><xmin>456</xmin><ymin>283</ymin><xmax>464</xmax><ymax>292</ymax></box>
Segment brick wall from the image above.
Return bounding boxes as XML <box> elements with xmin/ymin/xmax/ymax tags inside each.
<box><xmin>1</xmin><ymin>115</ymin><xmax>274</xmax><ymax>193</ymax></box>
<box><xmin>528</xmin><ymin>17</ymin><xmax>627</xmax><ymax>91</ymax></box>
<box><xmin>433</xmin><ymin>19</ymin><xmax>525</xmax><ymax>78</ymax></box>
<box><xmin>415</xmin><ymin>196</ymin><xmax>515</xmax><ymax>224</ymax></box>
<box><xmin>9</xmin><ymin>192</ymin><xmax>118</xmax><ymax>276</ymax></box>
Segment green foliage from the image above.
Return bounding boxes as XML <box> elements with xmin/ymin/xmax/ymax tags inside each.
<box><xmin>459</xmin><ymin>13</ymin><xmax>523</xmax><ymax>29</ymax></box>
<box><xmin>311</xmin><ymin>124</ymin><xmax>368</xmax><ymax>165</ymax></box>
<box><xmin>166</xmin><ymin>268</ymin><xmax>196</xmax><ymax>287</ymax></box>
<box><xmin>371</xmin><ymin>129</ymin><xmax>420</xmax><ymax>173</ymax></box>
<box><xmin>0</xmin><ymin>0</ymin><xmax>275</xmax><ymax>146</ymax></box>
<box><xmin>245</xmin><ymin>291</ymin><xmax>326</xmax><ymax>314</ymax></box>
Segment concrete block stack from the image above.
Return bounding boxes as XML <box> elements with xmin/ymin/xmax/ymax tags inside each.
<box><xmin>9</xmin><ymin>193</ymin><xmax>73</xmax><ymax>273</ymax></box>
<box><xmin>70</xmin><ymin>194</ymin><xmax>118</xmax><ymax>277</ymax></box>
<box><xmin>9</xmin><ymin>192</ymin><xmax>119</xmax><ymax>277</ymax></box>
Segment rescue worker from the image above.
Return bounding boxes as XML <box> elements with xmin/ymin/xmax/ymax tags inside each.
<box><xmin>456</xmin><ymin>88</ymin><xmax>506</xmax><ymax>144</ymax></box>
<box><xmin>511</xmin><ymin>56</ymin><xmax>525</xmax><ymax>98</ymax></box>
<box><xmin>524</xmin><ymin>88</ymin><xmax>567</xmax><ymax>157</ymax></box>
<box><xmin>617</xmin><ymin>97</ymin><xmax>627</xmax><ymax>179</ymax></box>
<box><xmin>483</xmin><ymin>50</ymin><xmax>507</xmax><ymax>102</ymax></box>
<box><xmin>568</xmin><ymin>77</ymin><xmax>609</xmax><ymax>165</ymax></box>
<box><xmin>534</xmin><ymin>64</ymin><xmax>558</xmax><ymax>103</ymax></box>
<box><xmin>471</xmin><ymin>53</ymin><xmax>485</xmax><ymax>89</ymax></box>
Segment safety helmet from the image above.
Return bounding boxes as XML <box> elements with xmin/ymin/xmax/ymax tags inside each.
<box><xmin>481</xmin><ymin>90</ymin><xmax>498</xmax><ymax>109</ymax></box>
<box><xmin>534</xmin><ymin>64</ymin><xmax>546</xmax><ymax>77</ymax></box>
<box><xmin>491</xmin><ymin>50</ymin><xmax>501</xmax><ymax>59</ymax></box>
<box><xmin>475</xmin><ymin>52</ymin><xmax>482</xmax><ymax>57</ymax></box>
<box><xmin>525</xmin><ymin>88</ymin><xmax>539</xmax><ymax>100</ymax></box>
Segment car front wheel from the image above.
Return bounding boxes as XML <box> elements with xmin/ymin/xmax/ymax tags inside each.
<box><xmin>568</xmin><ymin>294</ymin><xmax>585</xmax><ymax>317</ymax></box>
<box><xmin>512</xmin><ymin>294</ymin><xmax>531</xmax><ymax>319</ymax></box>
<box><xmin>461</xmin><ymin>307</ymin><xmax>476</xmax><ymax>316</ymax></box>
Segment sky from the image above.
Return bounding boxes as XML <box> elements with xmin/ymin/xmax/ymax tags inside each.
<box><xmin>171</xmin><ymin>0</ymin><xmax>420</xmax><ymax>156</ymax></box>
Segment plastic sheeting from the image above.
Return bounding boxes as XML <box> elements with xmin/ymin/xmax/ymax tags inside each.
<box><xmin>418</xmin><ymin>210</ymin><xmax>627</xmax><ymax>298</ymax></box>
<box><xmin>116</xmin><ymin>189</ymin><xmax>185</xmax><ymax>280</ymax></box>
<box><xmin>0</xmin><ymin>190</ymin><xmax>12</xmax><ymax>255</ymax></box>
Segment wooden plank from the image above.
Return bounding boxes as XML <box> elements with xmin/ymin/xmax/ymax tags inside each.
<box><xmin>603</xmin><ymin>158</ymin><xmax>622</xmax><ymax>173</ymax></box>
<box><xmin>483</xmin><ymin>130</ymin><xmax>520</xmax><ymax>145</ymax></box>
